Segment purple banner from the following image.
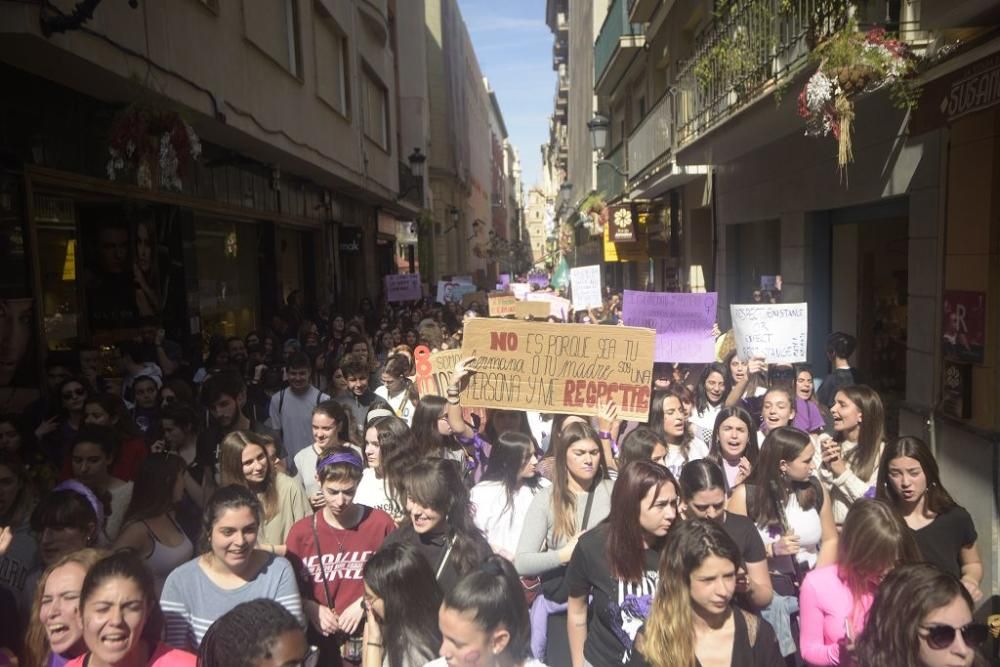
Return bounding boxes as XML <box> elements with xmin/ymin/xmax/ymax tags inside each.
<box><xmin>385</xmin><ymin>273</ymin><xmax>422</xmax><ymax>302</ymax></box>
<box><xmin>622</xmin><ymin>290</ymin><xmax>718</xmax><ymax>362</ymax></box>
<box><xmin>528</xmin><ymin>273</ymin><xmax>550</xmax><ymax>289</ymax></box>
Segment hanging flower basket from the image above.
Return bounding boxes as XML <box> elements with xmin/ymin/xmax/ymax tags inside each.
<box><xmin>106</xmin><ymin>105</ymin><xmax>202</xmax><ymax>191</ymax></box>
<box><xmin>797</xmin><ymin>24</ymin><xmax>915</xmax><ymax>174</ymax></box>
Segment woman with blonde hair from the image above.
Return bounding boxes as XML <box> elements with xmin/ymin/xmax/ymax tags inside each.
<box><xmin>23</xmin><ymin>548</ymin><xmax>108</xmax><ymax>667</ymax></box>
<box><xmin>218</xmin><ymin>430</ymin><xmax>310</xmax><ymax>555</ymax></box>
<box><xmin>629</xmin><ymin>518</ymin><xmax>783</xmax><ymax>666</ymax></box>
<box><xmin>798</xmin><ymin>498</ymin><xmax>920</xmax><ymax>665</ymax></box>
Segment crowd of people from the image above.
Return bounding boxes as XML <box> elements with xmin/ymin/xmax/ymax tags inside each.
<box><xmin>0</xmin><ymin>292</ymin><xmax>992</xmax><ymax>667</ymax></box>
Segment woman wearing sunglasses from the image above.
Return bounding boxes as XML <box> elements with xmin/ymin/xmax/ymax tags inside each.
<box><xmin>855</xmin><ymin>563</ymin><xmax>987</xmax><ymax>667</ymax></box>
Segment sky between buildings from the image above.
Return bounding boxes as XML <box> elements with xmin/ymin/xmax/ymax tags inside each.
<box><xmin>458</xmin><ymin>0</ymin><xmax>554</xmax><ymax>191</ymax></box>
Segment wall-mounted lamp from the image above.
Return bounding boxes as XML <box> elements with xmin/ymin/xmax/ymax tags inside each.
<box><xmin>396</xmin><ymin>147</ymin><xmax>427</xmax><ymax>202</ymax></box>
<box><xmin>589</xmin><ymin>113</ymin><xmax>628</xmax><ymax>178</ymax></box>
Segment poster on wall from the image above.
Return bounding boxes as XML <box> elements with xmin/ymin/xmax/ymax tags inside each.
<box><xmin>942</xmin><ymin>290</ymin><xmax>985</xmax><ymax>364</ymax></box>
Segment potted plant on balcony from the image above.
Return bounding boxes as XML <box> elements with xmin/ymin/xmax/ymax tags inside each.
<box><xmin>798</xmin><ymin>21</ymin><xmax>915</xmax><ymax>173</ymax></box>
<box><xmin>106</xmin><ymin>105</ymin><xmax>202</xmax><ymax>191</ymax></box>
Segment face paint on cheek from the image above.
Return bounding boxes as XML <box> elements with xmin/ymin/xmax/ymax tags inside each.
<box><xmin>462</xmin><ymin>651</ymin><xmax>482</xmax><ymax>664</ymax></box>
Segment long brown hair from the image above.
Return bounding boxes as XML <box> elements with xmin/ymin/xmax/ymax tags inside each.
<box><xmin>551</xmin><ymin>422</ymin><xmax>606</xmax><ymax>543</ymax></box>
<box><xmin>641</xmin><ymin>519</ymin><xmax>742</xmax><ymax>667</ymax></box>
<box><xmin>834</xmin><ymin>385</ymin><xmax>884</xmax><ymax>481</ymax></box>
<box><xmin>219</xmin><ymin>431</ymin><xmax>278</xmax><ymax>520</ymax></box>
<box><xmin>747</xmin><ymin>426</ymin><xmax>817</xmax><ymax>531</ymax></box>
<box><xmin>606</xmin><ymin>461</ymin><xmax>677</xmax><ymax>582</ymax></box>
<box><xmin>23</xmin><ymin>548</ymin><xmax>108</xmax><ymax>667</ymax></box>
<box><xmin>837</xmin><ymin>500</ymin><xmax>920</xmax><ymax>603</ymax></box>
<box><xmin>876</xmin><ymin>436</ymin><xmax>957</xmax><ymax>515</ymax></box>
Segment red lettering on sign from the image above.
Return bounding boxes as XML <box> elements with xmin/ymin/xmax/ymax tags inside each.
<box><xmin>490</xmin><ymin>332</ymin><xmax>518</xmax><ymax>351</ymax></box>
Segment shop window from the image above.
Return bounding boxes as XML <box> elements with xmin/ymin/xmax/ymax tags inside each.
<box><xmin>35</xmin><ymin>195</ymin><xmax>79</xmax><ymax>352</ymax></box>
<box><xmin>195</xmin><ymin>219</ymin><xmax>260</xmax><ymax>339</ymax></box>
<box><xmin>362</xmin><ymin>66</ymin><xmax>389</xmax><ymax>150</ymax></box>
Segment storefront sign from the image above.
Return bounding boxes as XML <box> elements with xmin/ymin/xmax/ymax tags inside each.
<box><xmin>385</xmin><ymin>273</ymin><xmax>422</xmax><ymax>302</ymax></box>
<box><xmin>526</xmin><ymin>291</ymin><xmax>572</xmax><ymax>320</ymax></box>
<box><xmin>941</xmin><ymin>360</ymin><xmax>972</xmax><ymax>420</ymax></box>
<box><xmin>339</xmin><ymin>227</ymin><xmax>363</xmax><ymax>253</ymax></box>
<box><xmin>570</xmin><ymin>265</ymin><xmax>603</xmax><ymax>310</ymax></box>
<box><xmin>912</xmin><ymin>52</ymin><xmax>1000</xmax><ymax>133</ymax></box>
<box><xmin>730</xmin><ymin>303</ymin><xmax>808</xmax><ymax>363</ymax></box>
<box><xmin>610</xmin><ymin>204</ymin><xmax>637</xmax><ymax>243</ymax></box>
<box><xmin>943</xmin><ymin>290</ymin><xmax>985</xmax><ymax>364</ymax></box>
<box><xmin>460</xmin><ymin>319</ymin><xmax>656</xmax><ymax>421</ymax></box>
<box><xmin>488</xmin><ymin>292</ymin><xmax>517</xmax><ymax>317</ymax></box>
<box><xmin>622</xmin><ymin>291</ymin><xmax>718</xmax><ymax>362</ymax></box>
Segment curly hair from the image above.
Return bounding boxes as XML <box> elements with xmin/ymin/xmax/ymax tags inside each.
<box><xmin>198</xmin><ymin>598</ymin><xmax>304</xmax><ymax>667</ymax></box>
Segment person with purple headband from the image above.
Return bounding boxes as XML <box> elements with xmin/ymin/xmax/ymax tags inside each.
<box><xmin>284</xmin><ymin>446</ymin><xmax>395</xmax><ymax>666</ymax></box>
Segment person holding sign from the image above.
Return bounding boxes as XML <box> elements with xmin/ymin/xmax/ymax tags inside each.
<box><xmin>724</xmin><ymin>351</ymin><xmax>769</xmax><ymax>427</ymax></box>
<box><xmin>817</xmin><ymin>385</ymin><xmax>886</xmax><ymax>526</ymax></box>
<box><xmin>515</xmin><ymin>422</ymin><xmax>614</xmax><ymax>665</ymax></box>
<box><xmin>690</xmin><ymin>363</ymin><xmax>730</xmax><ymax>447</ymax></box>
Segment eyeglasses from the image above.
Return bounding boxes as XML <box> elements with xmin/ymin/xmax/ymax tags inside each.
<box><xmin>920</xmin><ymin>623</ymin><xmax>989</xmax><ymax>650</ymax></box>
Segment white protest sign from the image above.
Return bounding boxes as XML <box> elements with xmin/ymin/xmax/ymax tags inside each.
<box><xmin>385</xmin><ymin>273</ymin><xmax>422</xmax><ymax>302</ymax></box>
<box><xmin>730</xmin><ymin>303</ymin><xmax>808</xmax><ymax>363</ymax></box>
<box><xmin>510</xmin><ymin>283</ymin><xmax>531</xmax><ymax>300</ymax></box>
<box><xmin>570</xmin><ymin>265</ymin><xmax>603</xmax><ymax>310</ymax></box>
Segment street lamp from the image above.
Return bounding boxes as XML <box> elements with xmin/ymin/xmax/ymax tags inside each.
<box><xmin>396</xmin><ymin>147</ymin><xmax>427</xmax><ymax>202</ymax></box>
<box><xmin>557</xmin><ymin>182</ymin><xmax>573</xmax><ymax>209</ymax></box>
<box><xmin>587</xmin><ymin>113</ymin><xmax>610</xmax><ymax>155</ymax></box>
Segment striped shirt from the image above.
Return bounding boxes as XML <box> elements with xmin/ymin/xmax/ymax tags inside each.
<box><xmin>160</xmin><ymin>553</ymin><xmax>304</xmax><ymax>650</ymax></box>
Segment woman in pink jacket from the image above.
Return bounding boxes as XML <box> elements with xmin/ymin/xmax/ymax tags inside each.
<box><xmin>798</xmin><ymin>499</ymin><xmax>920</xmax><ymax>665</ymax></box>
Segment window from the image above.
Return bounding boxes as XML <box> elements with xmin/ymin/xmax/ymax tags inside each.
<box><xmin>362</xmin><ymin>67</ymin><xmax>389</xmax><ymax>149</ymax></box>
<box><xmin>35</xmin><ymin>195</ymin><xmax>78</xmax><ymax>351</ymax></box>
<box><xmin>195</xmin><ymin>219</ymin><xmax>260</xmax><ymax>338</ymax></box>
<box><xmin>244</xmin><ymin>0</ymin><xmax>301</xmax><ymax>77</ymax></box>
<box><xmin>315</xmin><ymin>13</ymin><xmax>349</xmax><ymax>114</ymax></box>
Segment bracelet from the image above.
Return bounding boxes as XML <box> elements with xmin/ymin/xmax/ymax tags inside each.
<box><xmin>446</xmin><ymin>397</ymin><xmax>460</xmax><ymax>405</ymax></box>
<box><xmin>598</xmin><ymin>431</ymin><xmax>612</xmax><ymax>439</ymax></box>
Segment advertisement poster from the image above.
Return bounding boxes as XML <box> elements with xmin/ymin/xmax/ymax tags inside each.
<box><xmin>942</xmin><ymin>290</ymin><xmax>985</xmax><ymax>364</ymax></box>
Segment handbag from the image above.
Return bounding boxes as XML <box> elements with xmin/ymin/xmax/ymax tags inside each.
<box><xmin>310</xmin><ymin>514</ymin><xmax>363</xmax><ymax>662</ymax></box>
<box><xmin>539</xmin><ymin>483</ymin><xmax>596</xmax><ymax>604</ymax></box>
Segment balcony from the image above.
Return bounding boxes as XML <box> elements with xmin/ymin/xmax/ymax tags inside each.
<box><xmin>595</xmin><ymin>0</ymin><xmax>645</xmax><ymax>95</ymax></box>
<box><xmin>629</xmin><ymin>0</ymin><xmax>667</xmax><ymax>23</ymax></box>
<box><xmin>597</xmin><ymin>143</ymin><xmax>627</xmax><ymax>200</ymax></box>
<box><xmin>674</xmin><ymin>0</ymin><xmax>849</xmax><ymax>151</ymax></box>
<box><xmin>628</xmin><ymin>92</ymin><xmax>672</xmax><ymax>180</ymax></box>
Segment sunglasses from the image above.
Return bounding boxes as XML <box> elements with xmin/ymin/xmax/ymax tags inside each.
<box><xmin>920</xmin><ymin>623</ymin><xmax>989</xmax><ymax>650</ymax></box>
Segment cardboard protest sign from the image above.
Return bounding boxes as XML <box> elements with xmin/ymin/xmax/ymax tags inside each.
<box><xmin>385</xmin><ymin>273</ymin><xmax>422</xmax><ymax>302</ymax></box>
<box><xmin>460</xmin><ymin>319</ymin><xmax>656</xmax><ymax>422</ymax></box>
<box><xmin>621</xmin><ymin>291</ymin><xmax>718</xmax><ymax>362</ymax></box>
<box><xmin>488</xmin><ymin>292</ymin><xmax>517</xmax><ymax>317</ymax></box>
<box><xmin>570</xmin><ymin>265</ymin><xmax>603</xmax><ymax>310</ymax></box>
<box><xmin>413</xmin><ymin>345</ymin><xmax>464</xmax><ymax>397</ymax></box>
<box><xmin>462</xmin><ymin>290</ymin><xmax>487</xmax><ymax>308</ymax></box>
<box><xmin>526</xmin><ymin>292</ymin><xmax>571</xmax><ymax>320</ymax></box>
<box><xmin>730</xmin><ymin>303</ymin><xmax>808</xmax><ymax>363</ymax></box>
<box><xmin>513</xmin><ymin>301</ymin><xmax>550</xmax><ymax>319</ymax></box>
<box><xmin>436</xmin><ymin>280</ymin><xmax>477</xmax><ymax>304</ymax></box>
<box><xmin>510</xmin><ymin>283</ymin><xmax>531</xmax><ymax>300</ymax></box>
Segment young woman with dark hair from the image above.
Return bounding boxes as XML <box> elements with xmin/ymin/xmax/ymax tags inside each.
<box><xmin>471</xmin><ymin>431</ymin><xmax>546</xmax><ymax>559</ymax></box>
<box><xmin>706</xmin><ymin>406</ymin><xmax>758</xmax><ymax>493</ymax></box>
<box><xmin>410</xmin><ymin>395</ymin><xmax>465</xmax><ymax>462</ymax></box>
<box><xmin>22</xmin><ymin>548</ymin><xmax>108</xmax><ymax>667</ymax></box>
<box><xmin>284</xmin><ymin>447</ymin><xmax>395</xmax><ymax>664</ymax></box>
<box><xmin>723</xmin><ymin>351</ymin><xmax>769</xmax><ymax>427</ymax></box>
<box><xmin>362</xmin><ymin>542</ymin><xmax>443</xmax><ymax>667</ymax></box>
<box><xmin>218</xmin><ymin>430</ymin><xmax>310</xmax><ymax>555</ymax></box>
<box><xmin>648</xmin><ymin>389</ymin><xmax>707</xmax><ymax>480</ymax></box>
<box><xmin>160</xmin><ymin>485</ymin><xmax>303</xmax><ymax>651</ymax></box>
<box><xmin>30</xmin><ymin>483</ymin><xmax>103</xmax><ymax>568</ymax></box>
<box><xmin>66</xmin><ymin>550</ymin><xmax>197</xmax><ymax>666</ymax></box>
<box><xmin>728</xmin><ymin>426</ymin><xmax>838</xmax><ymax>659</ymax></box>
<box><xmin>799</xmin><ymin>499</ymin><xmax>920</xmax><ymax>665</ymax></box>
<box><xmin>157</xmin><ymin>403</ymin><xmax>210</xmax><ymax>539</ymax></box>
<box><xmin>818</xmin><ymin>384</ymin><xmax>886</xmax><ymax>525</ymax></box>
<box><xmin>617</xmin><ymin>427</ymin><xmax>668</xmax><ymax>471</ymax></box>
<box><xmin>790</xmin><ymin>365</ymin><xmax>826</xmax><ymax>434</ymax></box>
<box><xmin>35</xmin><ymin>377</ymin><xmax>89</xmax><ymax>469</ymax></box>
<box><xmin>356</xmin><ymin>415</ymin><xmax>414</xmax><ymax>523</ymax></box>
<box><xmin>855</xmin><ymin>564</ymin><xmax>987</xmax><ymax>667</ymax></box>
<box><xmin>111</xmin><ymin>454</ymin><xmax>193</xmax><ymax>594</ymax></box>
<box><xmin>380</xmin><ymin>458</ymin><xmax>491</xmax><ymax>594</ymax></box>
<box><xmin>293</xmin><ymin>400</ymin><xmax>351</xmax><ymax>509</ymax></box>
<box><xmin>69</xmin><ymin>425</ymin><xmax>133</xmax><ymax>542</ymax></box>
<box><xmin>566</xmin><ymin>461</ymin><xmax>679</xmax><ymax>666</ymax></box>
<box><xmin>198</xmin><ymin>599</ymin><xmax>312</xmax><ymax>667</ymax></box>
<box><xmin>679</xmin><ymin>460</ymin><xmax>773</xmax><ymax>610</ymax></box>
<box><xmin>877</xmin><ymin>436</ymin><xmax>983</xmax><ymax>601</ymax></box>
<box><xmin>80</xmin><ymin>394</ymin><xmax>147</xmax><ymax>482</ymax></box>
<box><xmin>0</xmin><ymin>452</ymin><xmax>36</xmax><ymax>621</ymax></box>
<box><xmin>757</xmin><ymin>386</ymin><xmax>796</xmax><ymax>444</ymax></box>
<box><xmin>430</xmin><ymin>555</ymin><xmax>544</xmax><ymax>667</ymax></box>
<box><xmin>690</xmin><ymin>363</ymin><xmax>729</xmax><ymax>446</ymax></box>
<box><xmin>629</xmin><ymin>518</ymin><xmax>783</xmax><ymax>667</ymax></box>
